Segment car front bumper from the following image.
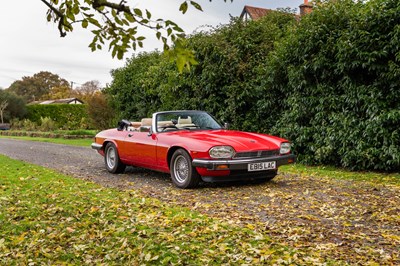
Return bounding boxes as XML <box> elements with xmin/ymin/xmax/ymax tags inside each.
<box><xmin>192</xmin><ymin>154</ymin><xmax>296</xmax><ymax>171</ymax></box>
<box><xmin>91</xmin><ymin>143</ymin><xmax>103</xmax><ymax>150</ymax></box>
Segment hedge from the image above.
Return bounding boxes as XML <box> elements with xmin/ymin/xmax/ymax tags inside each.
<box><xmin>26</xmin><ymin>104</ymin><xmax>89</xmax><ymax>130</ymax></box>
<box><xmin>269</xmin><ymin>0</ymin><xmax>400</xmax><ymax>171</ymax></box>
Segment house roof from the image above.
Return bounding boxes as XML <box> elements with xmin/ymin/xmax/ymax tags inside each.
<box><xmin>37</xmin><ymin>98</ymin><xmax>84</xmax><ymax>104</ymax></box>
<box><xmin>240</xmin><ymin>2</ymin><xmax>310</xmax><ymax>21</ymax></box>
<box><xmin>52</xmin><ymin>98</ymin><xmax>83</xmax><ymax>104</ymax></box>
<box><xmin>240</xmin><ymin>5</ymin><xmax>274</xmax><ymax>20</ymax></box>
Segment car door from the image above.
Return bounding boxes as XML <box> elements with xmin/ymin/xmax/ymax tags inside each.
<box><xmin>122</xmin><ymin>131</ymin><xmax>158</xmax><ymax>168</ymax></box>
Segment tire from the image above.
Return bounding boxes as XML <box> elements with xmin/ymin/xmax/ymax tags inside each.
<box><xmin>104</xmin><ymin>142</ymin><xmax>126</xmax><ymax>174</ymax></box>
<box><xmin>170</xmin><ymin>149</ymin><xmax>200</xmax><ymax>189</ymax></box>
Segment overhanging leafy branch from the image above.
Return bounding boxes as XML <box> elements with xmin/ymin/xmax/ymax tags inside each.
<box><xmin>40</xmin><ymin>0</ymin><xmax>232</xmax><ymax>70</ymax></box>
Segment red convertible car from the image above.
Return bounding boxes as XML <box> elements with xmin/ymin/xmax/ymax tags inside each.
<box><xmin>92</xmin><ymin>110</ymin><xmax>295</xmax><ymax>188</ymax></box>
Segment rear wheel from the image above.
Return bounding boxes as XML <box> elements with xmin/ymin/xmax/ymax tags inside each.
<box><xmin>104</xmin><ymin>142</ymin><xmax>126</xmax><ymax>174</ymax></box>
<box><xmin>170</xmin><ymin>149</ymin><xmax>200</xmax><ymax>189</ymax></box>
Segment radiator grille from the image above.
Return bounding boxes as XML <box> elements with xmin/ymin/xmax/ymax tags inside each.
<box><xmin>234</xmin><ymin>149</ymin><xmax>279</xmax><ymax>159</ymax></box>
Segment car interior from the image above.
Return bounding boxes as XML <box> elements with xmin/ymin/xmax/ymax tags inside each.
<box><xmin>126</xmin><ymin>116</ymin><xmax>197</xmax><ymax>133</ymax></box>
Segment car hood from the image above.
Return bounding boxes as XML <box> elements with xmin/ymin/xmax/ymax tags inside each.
<box><xmin>167</xmin><ymin>130</ymin><xmax>286</xmax><ymax>152</ymax></box>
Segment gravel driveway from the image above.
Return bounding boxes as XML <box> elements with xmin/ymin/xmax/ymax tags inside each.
<box><xmin>0</xmin><ymin>138</ymin><xmax>173</xmax><ymax>189</ymax></box>
<box><xmin>1</xmin><ymin>138</ymin><xmax>399</xmax><ymax>264</ymax></box>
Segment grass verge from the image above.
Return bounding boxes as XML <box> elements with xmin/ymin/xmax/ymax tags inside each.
<box><xmin>280</xmin><ymin>164</ymin><xmax>400</xmax><ymax>186</ymax></box>
<box><xmin>0</xmin><ymin>155</ymin><xmax>304</xmax><ymax>265</ymax></box>
<box><xmin>0</xmin><ymin>135</ymin><xmax>93</xmax><ymax>147</ymax></box>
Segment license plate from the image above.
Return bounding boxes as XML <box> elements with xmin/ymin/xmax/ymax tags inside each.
<box><xmin>248</xmin><ymin>161</ymin><xmax>276</xmax><ymax>172</ymax></box>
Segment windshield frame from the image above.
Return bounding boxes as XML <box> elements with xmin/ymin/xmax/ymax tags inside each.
<box><xmin>152</xmin><ymin>110</ymin><xmax>223</xmax><ymax>133</ymax></box>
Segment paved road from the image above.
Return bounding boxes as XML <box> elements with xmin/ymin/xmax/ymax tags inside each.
<box><xmin>0</xmin><ymin>138</ymin><xmax>172</xmax><ymax>189</ymax></box>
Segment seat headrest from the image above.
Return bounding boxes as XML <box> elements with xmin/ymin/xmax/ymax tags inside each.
<box><xmin>178</xmin><ymin>116</ymin><xmax>192</xmax><ymax>124</ymax></box>
<box><xmin>141</xmin><ymin>118</ymin><xmax>152</xmax><ymax>126</ymax></box>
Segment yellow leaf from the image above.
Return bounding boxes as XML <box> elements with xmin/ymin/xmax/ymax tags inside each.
<box><xmin>246</xmin><ymin>224</ymin><xmax>255</xmax><ymax>230</ymax></box>
<box><xmin>382</xmin><ymin>234</ymin><xmax>400</xmax><ymax>243</ymax></box>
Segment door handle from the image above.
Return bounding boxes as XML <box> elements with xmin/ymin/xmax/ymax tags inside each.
<box><xmin>128</xmin><ymin>134</ymin><xmax>133</xmax><ymax>137</ymax></box>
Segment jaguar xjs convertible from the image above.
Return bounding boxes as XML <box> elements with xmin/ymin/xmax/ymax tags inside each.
<box><xmin>91</xmin><ymin>110</ymin><xmax>295</xmax><ymax>188</ymax></box>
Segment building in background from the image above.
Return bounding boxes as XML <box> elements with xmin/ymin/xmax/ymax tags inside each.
<box><xmin>36</xmin><ymin>98</ymin><xmax>84</xmax><ymax>105</ymax></box>
<box><xmin>240</xmin><ymin>0</ymin><xmax>313</xmax><ymax>21</ymax></box>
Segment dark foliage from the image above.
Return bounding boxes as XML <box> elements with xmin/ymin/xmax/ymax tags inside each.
<box><xmin>26</xmin><ymin>104</ymin><xmax>88</xmax><ymax>130</ymax></box>
<box><xmin>271</xmin><ymin>0</ymin><xmax>400</xmax><ymax>171</ymax></box>
<box><xmin>107</xmin><ymin>0</ymin><xmax>399</xmax><ymax>171</ymax></box>
<box><xmin>0</xmin><ymin>90</ymin><xmax>26</xmax><ymax>122</ymax></box>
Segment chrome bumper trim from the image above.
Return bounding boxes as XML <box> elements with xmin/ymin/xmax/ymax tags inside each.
<box><xmin>192</xmin><ymin>154</ymin><xmax>296</xmax><ymax>170</ymax></box>
<box><xmin>91</xmin><ymin>143</ymin><xmax>103</xmax><ymax>150</ymax></box>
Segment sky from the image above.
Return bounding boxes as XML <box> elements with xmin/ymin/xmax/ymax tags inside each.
<box><xmin>0</xmin><ymin>0</ymin><xmax>301</xmax><ymax>89</ymax></box>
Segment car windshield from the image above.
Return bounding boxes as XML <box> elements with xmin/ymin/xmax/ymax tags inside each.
<box><xmin>155</xmin><ymin>111</ymin><xmax>222</xmax><ymax>132</ymax></box>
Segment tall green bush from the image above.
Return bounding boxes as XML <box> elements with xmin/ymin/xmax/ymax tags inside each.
<box><xmin>0</xmin><ymin>90</ymin><xmax>26</xmax><ymax>122</ymax></box>
<box><xmin>107</xmin><ymin>0</ymin><xmax>400</xmax><ymax>171</ymax></box>
<box><xmin>270</xmin><ymin>0</ymin><xmax>400</xmax><ymax>171</ymax></box>
<box><xmin>107</xmin><ymin>12</ymin><xmax>296</xmax><ymax>128</ymax></box>
<box><xmin>26</xmin><ymin>104</ymin><xmax>89</xmax><ymax>130</ymax></box>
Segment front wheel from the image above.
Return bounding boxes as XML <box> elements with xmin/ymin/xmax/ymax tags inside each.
<box><xmin>170</xmin><ymin>149</ymin><xmax>200</xmax><ymax>189</ymax></box>
<box><xmin>104</xmin><ymin>142</ymin><xmax>126</xmax><ymax>174</ymax></box>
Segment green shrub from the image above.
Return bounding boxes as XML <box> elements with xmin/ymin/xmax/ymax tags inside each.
<box><xmin>22</xmin><ymin>119</ymin><xmax>37</xmax><ymax>131</ymax></box>
<box><xmin>106</xmin><ymin>0</ymin><xmax>399</xmax><ymax>172</ymax></box>
<box><xmin>39</xmin><ymin>117</ymin><xmax>56</xmax><ymax>132</ymax></box>
<box><xmin>269</xmin><ymin>0</ymin><xmax>400</xmax><ymax>171</ymax></box>
<box><xmin>26</xmin><ymin>104</ymin><xmax>89</xmax><ymax>130</ymax></box>
<box><xmin>10</xmin><ymin>118</ymin><xmax>23</xmax><ymax>130</ymax></box>
<box><xmin>0</xmin><ymin>90</ymin><xmax>26</xmax><ymax>123</ymax></box>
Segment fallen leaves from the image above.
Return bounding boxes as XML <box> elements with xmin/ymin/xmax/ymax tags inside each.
<box><xmin>1</xmin><ymin>154</ymin><xmax>399</xmax><ymax>265</ymax></box>
<box><xmin>1</xmin><ymin>156</ymin><xmax>299</xmax><ymax>265</ymax></box>
<box><xmin>140</xmin><ymin>172</ymin><xmax>400</xmax><ymax>265</ymax></box>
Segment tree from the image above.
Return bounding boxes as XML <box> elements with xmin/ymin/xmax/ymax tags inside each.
<box><xmin>40</xmin><ymin>85</ymin><xmax>73</xmax><ymax>100</ymax></box>
<box><xmin>6</xmin><ymin>71</ymin><xmax>69</xmax><ymax>102</ymax></box>
<box><xmin>74</xmin><ymin>80</ymin><xmax>102</xmax><ymax>102</ymax></box>
<box><xmin>0</xmin><ymin>90</ymin><xmax>26</xmax><ymax>122</ymax></box>
<box><xmin>0</xmin><ymin>100</ymin><xmax>8</xmax><ymax>124</ymax></box>
<box><xmin>86</xmin><ymin>92</ymin><xmax>116</xmax><ymax>129</ymax></box>
<box><xmin>41</xmin><ymin>0</ymin><xmax>232</xmax><ymax>70</ymax></box>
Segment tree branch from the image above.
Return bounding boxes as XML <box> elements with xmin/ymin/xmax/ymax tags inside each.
<box><xmin>92</xmin><ymin>0</ymin><xmax>130</xmax><ymax>13</ymax></box>
<box><xmin>40</xmin><ymin>0</ymin><xmax>68</xmax><ymax>37</ymax></box>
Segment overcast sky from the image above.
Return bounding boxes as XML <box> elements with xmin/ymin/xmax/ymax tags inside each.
<box><xmin>0</xmin><ymin>0</ymin><xmax>301</xmax><ymax>89</ymax></box>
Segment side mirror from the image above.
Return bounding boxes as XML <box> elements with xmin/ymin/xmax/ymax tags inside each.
<box><xmin>224</xmin><ymin>122</ymin><xmax>230</xmax><ymax>130</ymax></box>
<box><xmin>147</xmin><ymin>127</ymin><xmax>153</xmax><ymax>137</ymax></box>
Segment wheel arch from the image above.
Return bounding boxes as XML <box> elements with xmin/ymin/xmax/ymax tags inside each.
<box><xmin>102</xmin><ymin>139</ymin><xmax>119</xmax><ymax>150</ymax></box>
<box><xmin>167</xmin><ymin>146</ymin><xmax>190</xmax><ymax>170</ymax></box>
<box><xmin>103</xmin><ymin>140</ymin><xmax>126</xmax><ymax>174</ymax></box>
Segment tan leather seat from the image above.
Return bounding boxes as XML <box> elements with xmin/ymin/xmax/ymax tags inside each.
<box><xmin>128</xmin><ymin>121</ymin><xmax>141</xmax><ymax>131</ymax></box>
<box><xmin>177</xmin><ymin>116</ymin><xmax>196</xmax><ymax>128</ymax></box>
<box><xmin>140</xmin><ymin>118</ymin><xmax>152</xmax><ymax>132</ymax></box>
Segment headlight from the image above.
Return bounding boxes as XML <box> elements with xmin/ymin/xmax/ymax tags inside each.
<box><xmin>209</xmin><ymin>146</ymin><xmax>235</xmax><ymax>159</ymax></box>
<box><xmin>280</xmin><ymin>143</ymin><xmax>291</xmax><ymax>154</ymax></box>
